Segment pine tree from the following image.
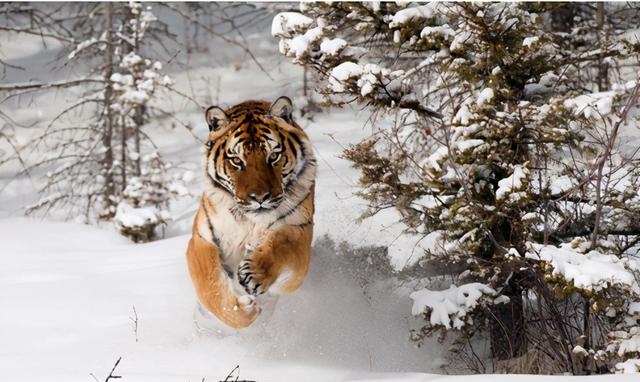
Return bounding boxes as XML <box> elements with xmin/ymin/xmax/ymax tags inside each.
<box><xmin>274</xmin><ymin>2</ymin><xmax>640</xmax><ymax>373</ymax></box>
<box><xmin>1</xmin><ymin>3</ymin><xmax>183</xmax><ymax>240</ymax></box>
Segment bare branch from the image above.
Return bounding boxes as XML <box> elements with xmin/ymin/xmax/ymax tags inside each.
<box><xmin>0</xmin><ymin>78</ymin><xmax>103</xmax><ymax>91</ymax></box>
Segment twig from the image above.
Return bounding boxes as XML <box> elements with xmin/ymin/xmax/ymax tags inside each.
<box><xmin>129</xmin><ymin>305</ymin><xmax>139</xmax><ymax>342</ymax></box>
<box><xmin>90</xmin><ymin>357</ymin><xmax>123</xmax><ymax>382</ymax></box>
<box><xmin>158</xmin><ymin>3</ymin><xmax>273</xmax><ymax>80</ymax></box>
<box><xmin>590</xmin><ymin>81</ymin><xmax>640</xmax><ymax>248</ymax></box>
<box><xmin>217</xmin><ymin>365</ymin><xmax>257</xmax><ymax>382</ymax></box>
<box><xmin>104</xmin><ymin>357</ymin><xmax>122</xmax><ymax>382</ymax></box>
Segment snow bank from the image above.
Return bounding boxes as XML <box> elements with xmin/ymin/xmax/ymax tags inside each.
<box><xmin>0</xmin><ymin>218</ymin><xmax>441</xmax><ymax>381</ymax></box>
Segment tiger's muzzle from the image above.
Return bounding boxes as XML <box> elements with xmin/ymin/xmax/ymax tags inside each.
<box><xmin>239</xmin><ymin>192</ymin><xmax>284</xmax><ymax>212</ymax></box>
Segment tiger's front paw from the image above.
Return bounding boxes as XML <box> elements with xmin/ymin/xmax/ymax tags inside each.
<box><xmin>238</xmin><ymin>259</ymin><xmax>271</xmax><ymax>296</ymax></box>
<box><xmin>236</xmin><ymin>294</ymin><xmax>258</xmax><ymax>313</ymax></box>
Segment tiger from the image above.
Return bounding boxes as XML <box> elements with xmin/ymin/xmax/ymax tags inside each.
<box><xmin>186</xmin><ymin>96</ymin><xmax>317</xmax><ymax>329</ymax></box>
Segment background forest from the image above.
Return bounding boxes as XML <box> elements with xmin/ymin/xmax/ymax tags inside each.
<box><xmin>2</xmin><ymin>2</ymin><xmax>640</xmax><ymax>380</ymax></box>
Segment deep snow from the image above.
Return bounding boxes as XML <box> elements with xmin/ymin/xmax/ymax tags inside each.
<box><xmin>0</xmin><ymin>28</ymin><xmax>444</xmax><ymax>380</ymax></box>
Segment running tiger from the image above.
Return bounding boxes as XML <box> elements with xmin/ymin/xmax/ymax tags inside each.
<box><xmin>186</xmin><ymin>96</ymin><xmax>317</xmax><ymax>328</ymax></box>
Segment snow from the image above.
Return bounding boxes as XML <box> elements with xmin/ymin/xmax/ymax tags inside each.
<box><xmin>616</xmin><ymin>358</ymin><xmax>640</xmax><ymax>374</ymax></box>
<box><xmin>617</xmin><ymin>329</ymin><xmax>640</xmax><ymax>356</ymax></box>
<box><xmin>4</xmin><ymin>7</ymin><xmax>640</xmax><ymax>382</ymax></box>
<box><xmin>550</xmin><ymin>175</ymin><xmax>573</xmax><ymax>195</ymax></box>
<box><xmin>420</xmin><ymin>25</ymin><xmax>455</xmax><ymax>40</ymax></box>
<box><xmin>450</xmin><ymin>30</ymin><xmax>473</xmax><ymax>53</ymax></box>
<box><xmin>114</xmin><ymin>202</ymin><xmax>159</xmax><ymax>228</ymax></box>
<box><xmin>476</xmin><ymin>88</ymin><xmax>494</xmax><ymax>106</ymax></box>
<box><xmin>121</xmin><ymin>51</ymin><xmax>143</xmax><ymax>67</ymax></box>
<box><xmin>523</xmin><ymin>36</ymin><xmax>539</xmax><ymax>47</ymax></box>
<box><xmin>564</xmin><ymin>91</ymin><xmax>617</xmax><ymax>118</ymax></box>
<box><xmin>279</xmin><ymin>25</ymin><xmax>327</xmax><ymax>59</ymax></box>
<box><xmin>389</xmin><ymin>4</ymin><xmax>439</xmax><ymax>29</ymax></box>
<box><xmin>329</xmin><ymin>62</ymin><xmax>363</xmax><ymax>92</ymax></box>
<box><xmin>496</xmin><ymin>166</ymin><xmax>529</xmax><ymax>200</ymax></box>
<box><xmin>410</xmin><ymin>283</ymin><xmax>496</xmax><ymax>330</ymax></box>
<box><xmin>453</xmin><ymin>104</ymin><xmax>472</xmax><ymax>124</ymax></box>
<box><xmin>0</xmin><ymin>36</ymin><xmax>447</xmax><ymax>379</ymax></box>
<box><xmin>454</xmin><ymin>139</ymin><xmax>484</xmax><ymax>152</ymax></box>
<box><xmin>573</xmin><ymin>345</ymin><xmax>589</xmax><ymax>356</ymax></box>
<box><xmin>271</xmin><ymin>12</ymin><xmax>314</xmax><ymax>38</ymax></box>
<box><xmin>320</xmin><ymin>38</ymin><xmax>347</xmax><ymax>56</ymax></box>
<box><xmin>68</xmin><ymin>37</ymin><xmax>98</xmax><ymax>59</ymax></box>
<box><xmin>1</xmin><ymin>214</ymin><xmax>638</xmax><ymax>382</ymax></box>
<box><xmin>526</xmin><ymin>243</ymin><xmax>640</xmax><ymax>293</ymax></box>
<box><xmin>285</xmin><ymin>35</ymin><xmax>310</xmax><ymax>58</ymax></box>
<box><xmin>0</xmin><ymin>215</ymin><xmax>438</xmax><ymax>381</ymax></box>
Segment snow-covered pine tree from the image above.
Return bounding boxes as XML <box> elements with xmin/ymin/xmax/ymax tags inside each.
<box><xmin>107</xmin><ymin>2</ymin><xmax>181</xmax><ymax>241</ymax></box>
<box><xmin>0</xmin><ymin>2</ymin><xmax>183</xmax><ymax>241</ymax></box>
<box><xmin>274</xmin><ymin>2</ymin><xmax>640</xmax><ymax>374</ymax></box>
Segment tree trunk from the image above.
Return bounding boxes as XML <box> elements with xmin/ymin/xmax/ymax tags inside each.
<box><xmin>490</xmin><ymin>271</ymin><xmax>526</xmax><ymax>361</ymax></box>
<box><xmin>596</xmin><ymin>3</ymin><xmax>609</xmax><ymax>92</ymax></box>
<box><xmin>549</xmin><ymin>3</ymin><xmax>574</xmax><ymax>33</ymax></box>
<box><xmin>101</xmin><ymin>2</ymin><xmax>116</xmax><ymax>218</ymax></box>
<box><xmin>131</xmin><ymin>7</ymin><xmax>143</xmax><ymax>177</ymax></box>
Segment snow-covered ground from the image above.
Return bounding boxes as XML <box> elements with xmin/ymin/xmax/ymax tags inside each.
<box><xmin>0</xmin><ymin>23</ymin><xmax>443</xmax><ymax>381</ymax></box>
<box><xmin>1</xmin><ymin>11</ymin><xmax>638</xmax><ymax>382</ymax></box>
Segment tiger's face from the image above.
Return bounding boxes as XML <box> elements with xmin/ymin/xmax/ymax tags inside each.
<box><xmin>204</xmin><ymin>97</ymin><xmax>310</xmax><ymax>213</ymax></box>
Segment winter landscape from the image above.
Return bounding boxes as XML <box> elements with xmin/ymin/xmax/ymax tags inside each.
<box><xmin>2</xmin><ymin>3</ymin><xmax>640</xmax><ymax>381</ymax></box>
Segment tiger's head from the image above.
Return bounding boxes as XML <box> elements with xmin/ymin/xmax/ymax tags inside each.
<box><xmin>203</xmin><ymin>97</ymin><xmax>315</xmax><ymax>214</ymax></box>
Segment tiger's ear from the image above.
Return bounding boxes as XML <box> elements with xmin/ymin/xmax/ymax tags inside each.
<box><xmin>270</xmin><ymin>96</ymin><xmax>293</xmax><ymax>122</ymax></box>
<box><xmin>205</xmin><ymin>106</ymin><xmax>227</xmax><ymax>131</ymax></box>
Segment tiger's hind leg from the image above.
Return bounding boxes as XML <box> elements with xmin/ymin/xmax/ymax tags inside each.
<box><xmin>186</xmin><ymin>233</ymin><xmax>261</xmax><ymax>329</ymax></box>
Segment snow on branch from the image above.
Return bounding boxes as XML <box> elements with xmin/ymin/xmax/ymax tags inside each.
<box><xmin>526</xmin><ymin>243</ymin><xmax>640</xmax><ymax>294</ymax></box>
<box><xmin>388</xmin><ymin>3</ymin><xmax>440</xmax><ymax>29</ymax></box>
<box><xmin>563</xmin><ymin>81</ymin><xmax>636</xmax><ymax>118</ymax></box>
<box><xmin>495</xmin><ymin>165</ymin><xmax>530</xmax><ymax>202</ymax></box>
<box><xmin>410</xmin><ymin>283</ymin><xmax>500</xmax><ymax>330</ymax></box>
<box><xmin>271</xmin><ymin>12</ymin><xmax>313</xmax><ymax>38</ymax></box>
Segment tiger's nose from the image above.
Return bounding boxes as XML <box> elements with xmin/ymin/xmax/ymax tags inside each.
<box><xmin>249</xmin><ymin>192</ymin><xmax>270</xmax><ymax>203</ymax></box>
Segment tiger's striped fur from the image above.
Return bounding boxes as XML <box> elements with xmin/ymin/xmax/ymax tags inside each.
<box><xmin>186</xmin><ymin>97</ymin><xmax>316</xmax><ymax>328</ymax></box>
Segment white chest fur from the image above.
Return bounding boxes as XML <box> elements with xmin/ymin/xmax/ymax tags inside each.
<box><xmin>197</xmin><ymin>190</ymin><xmax>272</xmax><ymax>271</ymax></box>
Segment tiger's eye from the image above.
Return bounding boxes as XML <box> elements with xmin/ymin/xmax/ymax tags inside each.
<box><xmin>269</xmin><ymin>152</ymin><xmax>280</xmax><ymax>163</ymax></box>
<box><xmin>231</xmin><ymin>157</ymin><xmax>243</xmax><ymax>167</ymax></box>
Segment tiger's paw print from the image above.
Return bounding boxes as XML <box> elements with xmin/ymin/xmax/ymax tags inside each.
<box><xmin>237</xmin><ymin>259</ymin><xmax>267</xmax><ymax>296</ymax></box>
